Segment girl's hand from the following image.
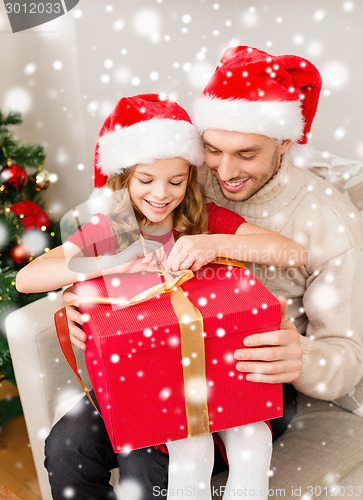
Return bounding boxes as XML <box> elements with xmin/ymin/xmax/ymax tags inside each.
<box><xmin>103</xmin><ymin>239</ymin><xmax>165</xmax><ymax>274</ymax></box>
<box><xmin>165</xmin><ymin>235</ymin><xmax>218</xmax><ymax>271</ymax></box>
<box><xmin>62</xmin><ymin>286</ymin><xmax>87</xmax><ymax>351</ymax></box>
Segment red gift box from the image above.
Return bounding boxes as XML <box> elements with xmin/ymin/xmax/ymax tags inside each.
<box><xmin>55</xmin><ymin>263</ymin><xmax>282</xmax><ymax>452</ymax></box>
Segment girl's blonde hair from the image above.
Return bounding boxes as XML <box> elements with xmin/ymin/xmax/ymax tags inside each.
<box><xmin>106</xmin><ymin>163</ymin><xmax>209</xmax><ymax>253</ymax></box>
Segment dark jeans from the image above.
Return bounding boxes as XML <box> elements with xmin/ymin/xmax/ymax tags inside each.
<box><xmin>44</xmin><ymin>385</ymin><xmax>296</xmax><ymax>499</ymax></box>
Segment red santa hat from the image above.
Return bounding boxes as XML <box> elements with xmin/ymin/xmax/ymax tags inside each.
<box><xmin>89</xmin><ymin>93</ymin><xmax>204</xmax><ymax>213</ymax></box>
<box><xmin>193</xmin><ymin>46</ymin><xmax>322</xmax><ymax>167</ymax></box>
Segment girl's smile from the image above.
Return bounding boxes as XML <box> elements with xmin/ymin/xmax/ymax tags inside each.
<box><xmin>128</xmin><ymin>157</ymin><xmax>189</xmax><ymax>229</ymax></box>
<box><xmin>144</xmin><ymin>199</ymin><xmax>171</xmax><ymax>212</ymax></box>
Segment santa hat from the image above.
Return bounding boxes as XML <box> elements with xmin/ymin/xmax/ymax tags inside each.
<box><xmin>89</xmin><ymin>93</ymin><xmax>204</xmax><ymax>213</ymax></box>
<box><xmin>94</xmin><ymin>93</ymin><xmax>204</xmax><ymax>187</ymax></box>
<box><xmin>193</xmin><ymin>46</ymin><xmax>322</xmax><ymax>167</ymax></box>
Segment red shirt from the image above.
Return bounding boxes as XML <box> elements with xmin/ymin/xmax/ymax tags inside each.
<box><xmin>68</xmin><ymin>202</ymin><xmax>246</xmax><ymax>254</ymax></box>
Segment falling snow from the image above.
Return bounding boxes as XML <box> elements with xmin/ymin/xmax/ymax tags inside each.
<box><xmin>132</xmin><ymin>8</ymin><xmax>161</xmax><ymax>41</ymax></box>
<box><xmin>159</xmin><ymin>387</ymin><xmax>172</xmax><ymax>400</ymax></box>
<box><xmin>53</xmin><ymin>60</ymin><xmax>63</xmax><ymax>71</ymax></box>
<box><xmin>63</xmin><ymin>487</ymin><xmax>76</xmax><ymax>499</ymax></box>
<box><xmin>184</xmin><ymin>376</ymin><xmax>208</xmax><ymax>403</ymax></box>
<box><xmin>110</xmin><ymin>354</ymin><xmax>120</xmax><ymax>363</ymax></box>
<box><xmin>241</xmin><ymin>8</ymin><xmax>259</xmax><ymax>28</ymax></box>
<box><xmin>118</xmin><ymin>478</ymin><xmax>143</xmax><ymax>500</ymax></box>
<box><xmin>3</xmin><ymin>87</ymin><xmax>32</xmax><ymax>113</ymax></box>
<box><xmin>22</xmin><ymin>230</ymin><xmax>48</xmax><ymax>255</ymax></box>
<box><xmin>322</xmin><ymin>61</ymin><xmax>350</xmax><ymax>89</ymax></box>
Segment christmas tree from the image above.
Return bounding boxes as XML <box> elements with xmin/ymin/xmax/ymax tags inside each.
<box><xmin>0</xmin><ymin>110</ymin><xmax>61</xmax><ymax>426</ymax></box>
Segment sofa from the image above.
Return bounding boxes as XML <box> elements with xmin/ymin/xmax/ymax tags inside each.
<box><xmin>6</xmin><ymin>152</ymin><xmax>363</xmax><ymax>499</ymax></box>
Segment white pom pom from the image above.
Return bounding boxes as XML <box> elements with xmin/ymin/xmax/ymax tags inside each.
<box><xmin>288</xmin><ymin>142</ymin><xmax>317</xmax><ymax>169</ymax></box>
<box><xmin>87</xmin><ymin>187</ymin><xmax>115</xmax><ymax>214</ymax></box>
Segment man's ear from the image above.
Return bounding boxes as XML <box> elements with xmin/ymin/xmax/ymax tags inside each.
<box><xmin>279</xmin><ymin>139</ymin><xmax>291</xmax><ymax>155</ymax></box>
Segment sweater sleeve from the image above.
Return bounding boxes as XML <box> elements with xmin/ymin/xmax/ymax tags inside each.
<box><xmin>293</xmin><ymin>247</ymin><xmax>363</xmax><ymax>401</ymax></box>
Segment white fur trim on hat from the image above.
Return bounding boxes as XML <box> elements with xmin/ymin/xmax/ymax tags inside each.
<box><xmin>98</xmin><ymin>118</ymin><xmax>204</xmax><ymax>176</ymax></box>
<box><xmin>193</xmin><ymin>95</ymin><xmax>304</xmax><ymax>142</ymax></box>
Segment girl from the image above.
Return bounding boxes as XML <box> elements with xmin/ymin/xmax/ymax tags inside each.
<box><xmin>16</xmin><ymin>94</ymin><xmax>307</xmax><ymax>500</ymax></box>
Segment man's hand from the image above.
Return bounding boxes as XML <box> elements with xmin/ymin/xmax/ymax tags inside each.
<box><xmin>234</xmin><ymin>296</ymin><xmax>303</xmax><ymax>383</ymax></box>
<box><xmin>165</xmin><ymin>235</ymin><xmax>217</xmax><ymax>271</ymax></box>
<box><xmin>62</xmin><ymin>286</ymin><xmax>87</xmax><ymax>351</ymax></box>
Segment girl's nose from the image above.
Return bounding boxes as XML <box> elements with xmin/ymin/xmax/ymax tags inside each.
<box><xmin>152</xmin><ymin>182</ymin><xmax>168</xmax><ymax>199</ymax></box>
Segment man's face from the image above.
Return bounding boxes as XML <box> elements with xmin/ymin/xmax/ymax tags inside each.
<box><xmin>203</xmin><ymin>130</ymin><xmax>291</xmax><ymax>202</ymax></box>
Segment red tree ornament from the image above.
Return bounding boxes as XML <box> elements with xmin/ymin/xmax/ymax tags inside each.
<box><xmin>0</xmin><ymin>163</ymin><xmax>28</xmax><ymax>189</ymax></box>
<box><xmin>9</xmin><ymin>242</ymin><xmax>31</xmax><ymax>265</ymax></box>
<box><xmin>10</xmin><ymin>199</ymin><xmax>50</xmax><ymax>231</ymax></box>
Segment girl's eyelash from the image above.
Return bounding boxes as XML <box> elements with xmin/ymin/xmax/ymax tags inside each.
<box><xmin>138</xmin><ymin>179</ymin><xmax>183</xmax><ymax>186</ymax></box>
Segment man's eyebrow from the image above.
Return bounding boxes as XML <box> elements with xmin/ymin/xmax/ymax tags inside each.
<box><xmin>204</xmin><ymin>141</ymin><xmax>262</xmax><ymax>153</ymax></box>
<box><xmin>235</xmin><ymin>146</ymin><xmax>263</xmax><ymax>153</ymax></box>
<box><xmin>203</xmin><ymin>141</ymin><xmax>221</xmax><ymax>151</ymax></box>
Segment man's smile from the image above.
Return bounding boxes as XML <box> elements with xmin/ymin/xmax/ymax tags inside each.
<box><xmin>221</xmin><ymin>178</ymin><xmax>250</xmax><ymax>192</ymax></box>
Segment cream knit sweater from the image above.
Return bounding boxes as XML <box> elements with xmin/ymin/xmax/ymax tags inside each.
<box><xmin>199</xmin><ymin>155</ymin><xmax>363</xmax><ymax>401</ymax></box>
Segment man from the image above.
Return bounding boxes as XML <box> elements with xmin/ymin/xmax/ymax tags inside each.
<box><xmin>192</xmin><ymin>46</ymin><xmax>363</xmax><ymax>401</ymax></box>
<box><xmin>46</xmin><ymin>46</ymin><xmax>363</xmax><ymax>499</ymax></box>
<box><xmin>192</xmin><ymin>45</ymin><xmax>363</xmax><ymax>496</ymax></box>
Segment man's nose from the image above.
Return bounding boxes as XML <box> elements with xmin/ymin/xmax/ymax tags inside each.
<box><xmin>217</xmin><ymin>155</ymin><xmax>240</xmax><ymax>181</ymax></box>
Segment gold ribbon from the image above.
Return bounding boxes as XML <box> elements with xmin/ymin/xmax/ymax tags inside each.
<box><xmin>170</xmin><ymin>286</ymin><xmax>209</xmax><ymax>436</ymax></box>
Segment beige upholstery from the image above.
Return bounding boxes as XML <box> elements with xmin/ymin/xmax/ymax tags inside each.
<box><xmin>5</xmin><ymin>152</ymin><xmax>363</xmax><ymax>499</ymax></box>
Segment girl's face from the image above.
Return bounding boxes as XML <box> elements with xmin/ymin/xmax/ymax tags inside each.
<box><xmin>128</xmin><ymin>157</ymin><xmax>189</xmax><ymax>229</ymax></box>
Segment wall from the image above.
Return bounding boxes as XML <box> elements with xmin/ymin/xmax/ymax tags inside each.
<box><xmin>1</xmin><ymin>0</ymin><xmax>362</xmax><ymax>217</ymax></box>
